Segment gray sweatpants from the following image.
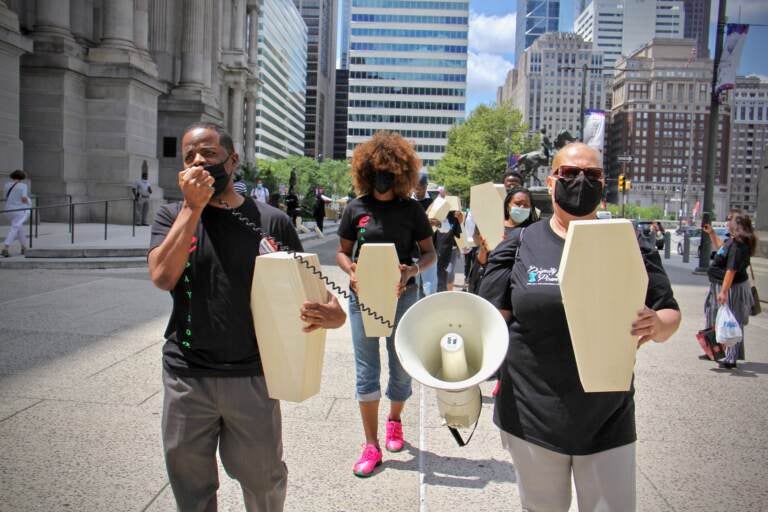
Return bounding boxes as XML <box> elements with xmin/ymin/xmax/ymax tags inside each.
<box><xmin>501</xmin><ymin>431</ymin><xmax>636</xmax><ymax>512</ymax></box>
<box><xmin>162</xmin><ymin>370</ymin><xmax>288</xmax><ymax>512</ymax></box>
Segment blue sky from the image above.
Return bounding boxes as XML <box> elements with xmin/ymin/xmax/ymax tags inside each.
<box><xmin>466</xmin><ymin>0</ymin><xmax>768</xmax><ymax>111</ymax></box>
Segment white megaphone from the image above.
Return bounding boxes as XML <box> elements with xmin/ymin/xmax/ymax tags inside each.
<box><xmin>395</xmin><ymin>291</ymin><xmax>508</xmax><ymax>444</ymax></box>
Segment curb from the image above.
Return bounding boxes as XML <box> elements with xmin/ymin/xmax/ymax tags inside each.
<box><xmin>0</xmin><ymin>223</ymin><xmax>339</xmax><ymax>269</ymax></box>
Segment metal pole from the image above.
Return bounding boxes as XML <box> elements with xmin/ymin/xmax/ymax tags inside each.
<box><xmin>67</xmin><ymin>195</ymin><xmax>72</xmax><ymax>233</ymax></box>
<box><xmin>580</xmin><ymin>63</ymin><xmax>588</xmax><ymax>138</ymax></box>
<box><xmin>132</xmin><ymin>197</ymin><xmax>136</xmax><ymax>237</ymax></box>
<box><xmin>697</xmin><ymin>0</ymin><xmax>727</xmax><ymax>272</ymax></box>
<box><xmin>34</xmin><ymin>196</ymin><xmax>39</xmax><ymax>238</ymax></box>
<box><xmin>70</xmin><ymin>203</ymin><xmax>75</xmax><ymax>244</ymax></box>
<box><xmin>621</xmin><ymin>162</ymin><xmax>627</xmax><ymax>218</ymax></box>
<box><xmin>28</xmin><ymin>206</ymin><xmax>33</xmax><ymax>251</ymax></box>
<box><xmin>663</xmin><ymin>231</ymin><xmax>671</xmax><ymax>259</ymax></box>
<box><xmin>104</xmin><ymin>201</ymin><xmax>108</xmax><ymax>240</ymax></box>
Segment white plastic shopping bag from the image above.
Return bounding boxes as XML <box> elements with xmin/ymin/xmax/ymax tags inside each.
<box><xmin>715</xmin><ymin>304</ymin><xmax>743</xmax><ymax>347</ymax></box>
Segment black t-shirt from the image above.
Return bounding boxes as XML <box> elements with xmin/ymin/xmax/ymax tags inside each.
<box><xmin>479</xmin><ymin>220</ymin><xmax>679</xmax><ymax>455</ymax></box>
<box><xmin>416</xmin><ymin>194</ymin><xmax>433</xmax><ymax>211</ymax></box>
<box><xmin>285</xmin><ymin>194</ymin><xmax>299</xmax><ymax>214</ymax></box>
<box><xmin>707</xmin><ymin>238</ymin><xmax>750</xmax><ymax>284</ymax></box>
<box><xmin>150</xmin><ymin>199</ymin><xmax>303</xmax><ymax>377</ymax></box>
<box><xmin>338</xmin><ymin>195</ymin><xmax>433</xmax><ymax>271</ymax></box>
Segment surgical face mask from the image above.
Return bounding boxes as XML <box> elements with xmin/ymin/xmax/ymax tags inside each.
<box><xmin>257</xmin><ymin>183</ymin><xmax>263</xmax><ymax>189</ymax></box>
<box><xmin>203</xmin><ymin>154</ymin><xmax>232</xmax><ymax>196</ymax></box>
<box><xmin>554</xmin><ymin>173</ymin><xmax>603</xmax><ymax>217</ymax></box>
<box><xmin>373</xmin><ymin>171</ymin><xmax>396</xmax><ymax>194</ymax></box>
<box><xmin>508</xmin><ymin>206</ymin><xmax>531</xmax><ymax>225</ymax></box>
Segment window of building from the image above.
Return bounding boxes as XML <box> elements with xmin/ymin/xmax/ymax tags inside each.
<box><xmin>163</xmin><ymin>137</ymin><xmax>177</xmax><ymax>158</ymax></box>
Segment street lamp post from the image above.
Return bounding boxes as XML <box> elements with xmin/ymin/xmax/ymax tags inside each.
<box><xmin>697</xmin><ymin>0</ymin><xmax>727</xmax><ymax>272</ymax></box>
<box><xmin>559</xmin><ymin>62</ymin><xmax>604</xmax><ymax>137</ymax></box>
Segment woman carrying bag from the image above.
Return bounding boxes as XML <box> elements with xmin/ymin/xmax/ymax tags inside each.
<box><xmin>703</xmin><ymin>212</ymin><xmax>758</xmax><ymax>369</ymax></box>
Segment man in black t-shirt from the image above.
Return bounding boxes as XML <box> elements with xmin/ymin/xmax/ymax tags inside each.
<box><xmin>148</xmin><ymin>123</ymin><xmax>346</xmax><ymax>511</ymax></box>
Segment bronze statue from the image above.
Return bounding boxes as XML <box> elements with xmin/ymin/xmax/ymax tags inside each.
<box><xmin>509</xmin><ymin>128</ymin><xmax>577</xmax><ymax>185</ymax></box>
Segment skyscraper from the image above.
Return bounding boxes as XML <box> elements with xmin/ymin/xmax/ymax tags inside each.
<box><xmin>346</xmin><ymin>0</ymin><xmax>469</xmax><ymax>167</ymax></box>
<box><xmin>575</xmin><ymin>0</ymin><xmax>685</xmax><ymax>75</ymax></box>
<box><xmin>339</xmin><ymin>0</ymin><xmax>351</xmax><ymax>69</ymax></box>
<box><xmin>294</xmin><ymin>0</ymin><xmax>338</xmax><ymax>159</ymax></box>
<box><xmin>255</xmin><ymin>0</ymin><xmax>307</xmax><ymax>159</ymax></box>
<box><xmin>501</xmin><ymin>33</ymin><xmax>606</xmax><ymax>139</ymax></box>
<box><xmin>726</xmin><ymin>76</ymin><xmax>768</xmax><ymax>214</ymax></box>
<box><xmin>682</xmin><ymin>0</ymin><xmax>710</xmax><ymax>59</ymax></box>
<box><xmin>608</xmin><ymin>38</ymin><xmax>730</xmax><ymax>217</ymax></box>
<box><xmin>515</xmin><ymin>0</ymin><xmax>560</xmax><ymax>65</ymax></box>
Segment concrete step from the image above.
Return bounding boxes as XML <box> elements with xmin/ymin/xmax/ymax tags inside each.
<box><xmin>0</xmin><ymin>257</ymin><xmax>147</xmax><ymax>269</ymax></box>
<box><xmin>25</xmin><ymin>248</ymin><xmax>147</xmax><ymax>258</ymax></box>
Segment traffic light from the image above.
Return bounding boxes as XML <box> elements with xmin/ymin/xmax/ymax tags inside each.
<box><xmin>618</xmin><ymin>174</ymin><xmax>625</xmax><ymax>192</ymax></box>
<box><xmin>625</xmin><ymin>179</ymin><xmax>631</xmax><ymax>191</ymax></box>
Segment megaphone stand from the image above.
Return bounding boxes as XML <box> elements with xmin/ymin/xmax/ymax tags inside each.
<box><xmin>394</xmin><ymin>292</ymin><xmax>509</xmax><ymax>448</ymax></box>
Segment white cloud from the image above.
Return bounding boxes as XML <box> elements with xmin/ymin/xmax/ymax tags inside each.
<box><xmin>467</xmin><ymin>51</ymin><xmax>514</xmax><ymax>100</ymax></box>
<box><xmin>468</xmin><ymin>11</ymin><xmax>517</xmax><ymax>54</ymax></box>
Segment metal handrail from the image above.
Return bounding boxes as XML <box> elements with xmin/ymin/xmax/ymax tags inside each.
<box><xmin>3</xmin><ymin>197</ymin><xmax>137</xmax><ymax>248</ymax></box>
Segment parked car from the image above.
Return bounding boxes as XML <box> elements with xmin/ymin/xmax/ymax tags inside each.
<box><xmin>677</xmin><ymin>227</ymin><xmax>728</xmax><ymax>257</ymax></box>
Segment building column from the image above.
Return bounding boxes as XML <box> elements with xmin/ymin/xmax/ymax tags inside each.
<box><xmin>34</xmin><ymin>0</ymin><xmax>72</xmax><ymax>38</ymax></box>
<box><xmin>231</xmin><ymin>0</ymin><xmax>245</xmax><ymax>52</ymax></box>
<box><xmin>230</xmin><ymin>83</ymin><xmax>245</xmax><ymax>154</ymax></box>
<box><xmin>99</xmin><ymin>0</ymin><xmax>135</xmax><ymax>50</ymax></box>
<box><xmin>69</xmin><ymin>0</ymin><xmax>94</xmax><ymax>43</ymax></box>
<box><xmin>180</xmin><ymin>0</ymin><xmax>205</xmax><ymax>88</ymax></box>
<box><xmin>134</xmin><ymin>0</ymin><xmax>150</xmax><ymax>56</ymax></box>
<box><xmin>245</xmin><ymin>89</ymin><xmax>256</xmax><ymax>162</ymax></box>
<box><xmin>247</xmin><ymin>5</ymin><xmax>259</xmax><ymax>65</ymax></box>
<box><xmin>221</xmin><ymin>0</ymin><xmax>232</xmax><ymax>51</ymax></box>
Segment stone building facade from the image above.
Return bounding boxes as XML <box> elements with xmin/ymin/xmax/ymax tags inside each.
<box><xmin>1</xmin><ymin>0</ymin><xmax>266</xmax><ymax>220</ymax></box>
<box><xmin>608</xmin><ymin>38</ymin><xmax>730</xmax><ymax>218</ymax></box>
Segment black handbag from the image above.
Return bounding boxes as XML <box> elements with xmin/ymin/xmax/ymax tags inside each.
<box><xmin>749</xmin><ymin>266</ymin><xmax>761</xmax><ymax>316</ymax></box>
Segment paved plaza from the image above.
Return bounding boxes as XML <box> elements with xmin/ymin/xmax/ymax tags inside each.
<box><xmin>0</xmin><ymin>237</ymin><xmax>766</xmax><ymax>511</ymax></box>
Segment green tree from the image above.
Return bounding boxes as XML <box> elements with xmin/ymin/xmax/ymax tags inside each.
<box><xmin>432</xmin><ymin>102</ymin><xmax>538</xmax><ymax>200</ymax></box>
<box><xmin>252</xmin><ymin>156</ymin><xmax>351</xmax><ymax>207</ymax></box>
<box><xmin>606</xmin><ymin>203</ymin><xmax>671</xmax><ymax>220</ymax></box>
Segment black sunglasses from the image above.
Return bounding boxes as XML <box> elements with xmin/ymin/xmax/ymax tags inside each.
<box><xmin>555</xmin><ymin>165</ymin><xmax>604</xmax><ymax>180</ymax></box>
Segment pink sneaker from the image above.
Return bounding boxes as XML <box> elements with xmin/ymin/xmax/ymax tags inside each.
<box><xmin>385</xmin><ymin>419</ymin><xmax>405</xmax><ymax>452</ymax></box>
<box><xmin>353</xmin><ymin>443</ymin><xmax>382</xmax><ymax>477</ymax></box>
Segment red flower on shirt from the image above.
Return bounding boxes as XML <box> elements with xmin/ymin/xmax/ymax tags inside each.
<box><xmin>357</xmin><ymin>215</ymin><xmax>371</xmax><ymax>228</ymax></box>
<box><xmin>188</xmin><ymin>236</ymin><xmax>198</xmax><ymax>253</ymax></box>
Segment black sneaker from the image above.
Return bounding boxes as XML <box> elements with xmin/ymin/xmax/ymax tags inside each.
<box><xmin>1</xmin><ymin>249</ymin><xmax>9</xmax><ymax>258</ymax></box>
<box><xmin>698</xmin><ymin>354</ymin><xmax>712</xmax><ymax>361</ymax></box>
<box><xmin>718</xmin><ymin>361</ymin><xmax>737</xmax><ymax>369</ymax></box>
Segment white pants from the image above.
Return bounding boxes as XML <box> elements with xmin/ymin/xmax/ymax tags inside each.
<box><xmin>4</xmin><ymin>211</ymin><xmax>29</xmax><ymax>247</ymax></box>
<box><xmin>501</xmin><ymin>431</ymin><xmax>636</xmax><ymax>512</ymax></box>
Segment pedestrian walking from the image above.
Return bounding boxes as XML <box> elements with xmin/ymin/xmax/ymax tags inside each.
<box><xmin>336</xmin><ymin>130</ymin><xmax>436</xmax><ymax>477</ymax></box>
<box><xmin>412</xmin><ymin>171</ymin><xmax>438</xmax><ymax>297</ymax></box>
<box><xmin>479</xmin><ymin>143</ymin><xmax>681</xmax><ymax>511</ymax></box>
<box><xmin>148</xmin><ymin>122</ymin><xmax>346</xmax><ymax>511</ymax></box>
<box><xmin>2</xmin><ymin>169</ymin><xmax>30</xmax><ymax>257</ymax></box>
<box><xmin>313</xmin><ymin>187</ymin><xmax>331</xmax><ymax>233</ymax></box>
<box><xmin>250</xmin><ymin>179</ymin><xmax>269</xmax><ymax>203</ymax></box>
<box><xmin>285</xmin><ymin>186</ymin><xmax>300</xmax><ymax>228</ymax></box>
<box><xmin>435</xmin><ymin>205</ymin><xmax>462</xmax><ymax>292</ymax></box>
<box><xmin>703</xmin><ymin>212</ymin><xmax>757</xmax><ymax>369</ymax></box>
<box><xmin>133</xmin><ymin>164</ymin><xmax>152</xmax><ymax>226</ymax></box>
<box><xmin>233</xmin><ymin>173</ymin><xmax>247</xmax><ymax>195</ymax></box>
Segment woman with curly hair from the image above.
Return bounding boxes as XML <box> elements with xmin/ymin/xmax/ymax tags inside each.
<box><xmin>336</xmin><ymin>131</ymin><xmax>437</xmax><ymax>477</ymax></box>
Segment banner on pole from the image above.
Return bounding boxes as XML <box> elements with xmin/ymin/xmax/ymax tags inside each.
<box><xmin>583</xmin><ymin>109</ymin><xmax>606</xmax><ymax>166</ymax></box>
<box><xmin>716</xmin><ymin>24</ymin><xmax>750</xmax><ymax>96</ymax></box>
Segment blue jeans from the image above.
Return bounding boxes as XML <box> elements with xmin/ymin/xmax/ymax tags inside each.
<box><xmin>419</xmin><ymin>263</ymin><xmax>438</xmax><ymax>298</ymax></box>
<box><xmin>349</xmin><ymin>285</ymin><xmax>419</xmax><ymax>402</ymax></box>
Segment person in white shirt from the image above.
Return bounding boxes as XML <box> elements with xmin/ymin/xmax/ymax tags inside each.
<box><xmin>3</xmin><ymin>170</ymin><xmax>30</xmax><ymax>257</ymax></box>
<box><xmin>133</xmin><ymin>166</ymin><xmax>153</xmax><ymax>226</ymax></box>
<box><xmin>250</xmin><ymin>179</ymin><xmax>269</xmax><ymax>203</ymax></box>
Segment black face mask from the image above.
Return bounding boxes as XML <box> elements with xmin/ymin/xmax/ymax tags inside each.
<box><xmin>203</xmin><ymin>154</ymin><xmax>232</xmax><ymax>196</ymax></box>
<box><xmin>554</xmin><ymin>173</ymin><xmax>603</xmax><ymax>217</ymax></box>
<box><xmin>373</xmin><ymin>171</ymin><xmax>396</xmax><ymax>194</ymax></box>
